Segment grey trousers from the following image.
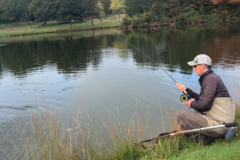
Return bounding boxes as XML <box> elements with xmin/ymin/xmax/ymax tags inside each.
<box><xmin>177</xmin><ymin>110</ymin><xmax>224</xmax><ymax>138</ymax></box>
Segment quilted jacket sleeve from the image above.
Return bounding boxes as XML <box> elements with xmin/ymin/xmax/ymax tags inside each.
<box><xmin>186</xmin><ymin>88</ymin><xmax>200</xmax><ymax>100</ymax></box>
<box><xmin>190</xmin><ymin>77</ymin><xmax>217</xmax><ymax>112</ymax></box>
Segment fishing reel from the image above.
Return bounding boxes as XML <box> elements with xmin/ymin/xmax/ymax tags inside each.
<box><xmin>180</xmin><ymin>93</ymin><xmax>191</xmax><ymax>102</ymax></box>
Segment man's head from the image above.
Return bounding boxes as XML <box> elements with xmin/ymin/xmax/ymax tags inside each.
<box><xmin>188</xmin><ymin>54</ymin><xmax>212</xmax><ymax>76</ymax></box>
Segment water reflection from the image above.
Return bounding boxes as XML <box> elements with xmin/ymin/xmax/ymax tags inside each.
<box><xmin>0</xmin><ymin>35</ymin><xmax>107</xmax><ymax>77</ymax></box>
<box><xmin>121</xmin><ymin>22</ymin><xmax>240</xmax><ymax>74</ymax></box>
<box><xmin>0</xmin><ymin>22</ymin><xmax>240</xmax><ymax>77</ymax></box>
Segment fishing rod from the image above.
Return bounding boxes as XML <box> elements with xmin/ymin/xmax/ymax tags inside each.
<box><xmin>138</xmin><ymin>122</ymin><xmax>238</xmax><ymax>144</ymax></box>
<box><xmin>101</xmin><ymin>30</ymin><xmax>191</xmax><ymax>102</ymax></box>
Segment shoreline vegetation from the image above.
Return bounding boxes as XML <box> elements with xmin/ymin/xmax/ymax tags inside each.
<box><xmin>118</xmin><ymin>16</ymin><xmax>240</xmax><ymax>30</ymax></box>
<box><xmin>3</xmin><ymin>98</ymin><xmax>240</xmax><ymax>159</ymax></box>
<box><xmin>0</xmin><ymin>14</ymin><xmax>240</xmax><ymax>38</ymax></box>
<box><xmin>120</xmin><ymin>0</ymin><xmax>240</xmax><ymax>30</ymax></box>
<box><xmin>0</xmin><ymin>14</ymin><xmax>125</xmax><ymax>38</ymax></box>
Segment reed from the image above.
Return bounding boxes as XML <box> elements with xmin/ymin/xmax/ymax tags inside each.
<box><xmin>10</xmin><ymin>102</ymin><xmax>186</xmax><ymax>160</ymax></box>
<box><xmin>13</xmin><ymin>104</ymin><xmax>142</xmax><ymax>159</ymax></box>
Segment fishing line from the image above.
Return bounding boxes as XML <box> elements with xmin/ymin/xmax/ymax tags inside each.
<box><xmin>101</xmin><ymin>30</ymin><xmax>191</xmax><ymax>102</ymax></box>
<box><xmin>102</xmin><ymin>31</ymin><xmax>176</xmax><ymax>83</ymax></box>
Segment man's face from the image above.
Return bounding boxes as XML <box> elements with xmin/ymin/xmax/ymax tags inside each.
<box><xmin>193</xmin><ymin>64</ymin><xmax>204</xmax><ymax>76</ymax></box>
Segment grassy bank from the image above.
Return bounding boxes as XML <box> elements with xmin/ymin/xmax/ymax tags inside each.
<box><xmin>0</xmin><ymin>14</ymin><xmax>125</xmax><ymax>37</ymax></box>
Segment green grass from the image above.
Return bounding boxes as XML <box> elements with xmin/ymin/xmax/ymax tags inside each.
<box><xmin>0</xmin><ymin>28</ymin><xmax>119</xmax><ymax>43</ymax></box>
<box><xmin>170</xmin><ymin>139</ymin><xmax>240</xmax><ymax>160</ymax></box>
<box><xmin>0</xmin><ymin>14</ymin><xmax>125</xmax><ymax>37</ymax></box>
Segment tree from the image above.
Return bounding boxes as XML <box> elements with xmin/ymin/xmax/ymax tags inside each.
<box><xmin>98</xmin><ymin>1</ymin><xmax>106</xmax><ymax>23</ymax></box>
<box><xmin>58</xmin><ymin>0</ymin><xmax>83</xmax><ymax>28</ymax></box>
<box><xmin>0</xmin><ymin>0</ymin><xmax>18</xmax><ymax>22</ymax></box>
<box><xmin>16</xmin><ymin>0</ymin><xmax>32</xmax><ymax>25</ymax></box>
<box><xmin>110</xmin><ymin>0</ymin><xmax>125</xmax><ymax>21</ymax></box>
<box><xmin>100</xmin><ymin>0</ymin><xmax>111</xmax><ymax>14</ymax></box>
<box><xmin>81</xmin><ymin>0</ymin><xmax>100</xmax><ymax>26</ymax></box>
<box><xmin>28</xmin><ymin>0</ymin><xmax>61</xmax><ymax>26</ymax></box>
<box><xmin>125</xmin><ymin>0</ymin><xmax>156</xmax><ymax>16</ymax></box>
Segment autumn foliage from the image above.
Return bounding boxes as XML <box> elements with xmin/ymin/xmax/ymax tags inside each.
<box><xmin>212</xmin><ymin>0</ymin><xmax>240</xmax><ymax>5</ymax></box>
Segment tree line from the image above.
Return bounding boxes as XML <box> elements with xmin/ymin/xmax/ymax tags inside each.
<box><xmin>124</xmin><ymin>0</ymin><xmax>240</xmax><ymax>16</ymax></box>
<box><xmin>122</xmin><ymin>0</ymin><xmax>240</xmax><ymax>27</ymax></box>
<box><xmin>1</xmin><ymin>0</ymin><xmax>239</xmax><ymax>28</ymax></box>
<box><xmin>0</xmin><ymin>0</ymin><xmax>126</xmax><ymax>27</ymax></box>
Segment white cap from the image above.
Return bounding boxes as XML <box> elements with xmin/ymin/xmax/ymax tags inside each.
<box><xmin>188</xmin><ymin>54</ymin><xmax>212</xmax><ymax>66</ymax></box>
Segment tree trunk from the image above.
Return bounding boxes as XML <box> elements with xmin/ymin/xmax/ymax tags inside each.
<box><xmin>119</xmin><ymin>14</ymin><xmax>120</xmax><ymax>22</ymax></box>
<box><xmin>44</xmin><ymin>21</ymin><xmax>47</xmax><ymax>26</ymax></box>
<box><xmin>70</xmin><ymin>19</ymin><xmax>72</xmax><ymax>28</ymax></box>
<box><xmin>91</xmin><ymin>15</ymin><xmax>94</xmax><ymax>26</ymax></box>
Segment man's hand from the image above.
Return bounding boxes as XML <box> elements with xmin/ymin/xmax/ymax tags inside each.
<box><xmin>176</xmin><ymin>83</ymin><xmax>187</xmax><ymax>92</ymax></box>
<box><xmin>183</xmin><ymin>99</ymin><xmax>195</xmax><ymax>109</ymax></box>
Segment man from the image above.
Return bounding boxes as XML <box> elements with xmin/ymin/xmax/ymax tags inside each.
<box><xmin>176</xmin><ymin>54</ymin><xmax>235</xmax><ymax>144</ymax></box>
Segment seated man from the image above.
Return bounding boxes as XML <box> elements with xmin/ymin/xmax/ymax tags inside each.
<box><xmin>176</xmin><ymin>54</ymin><xmax>235</xmax><ymax>144</ymax></box>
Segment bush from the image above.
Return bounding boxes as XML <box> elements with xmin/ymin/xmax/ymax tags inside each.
<box><xmin>205</xmin><ymin>13</ymin><xmax>220</xmax><ymax>21</ymax></box>
<box><xmin>122</xmin><ymin>16</ymin><xmax>132</xmax><ymax>26</ymax></box>
<box><xmin>132</xmin><ymin>17</ymin><xmax>144</xmax><ymax>26</ymax></box>
<box><xmin>161</xmin><ymin>16</ymin><xmax>170</xmax><ymax>21</ymax></box>
<box><xmin>179</xmin><ymin>9</ymin><xmax>201</xmax><ymax>23</ymax></box>
<box><xmin>122</xmin><ymin>15</ymin><xmax>145</xmax><ymax>26</ymax></box>
<box><xmin>144</xmin><ymin>12</ymin><xmax>154</xmax><ymax>22</ymax></box>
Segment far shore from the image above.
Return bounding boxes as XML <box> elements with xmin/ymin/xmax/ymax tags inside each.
<box><xmin>1</xmin><ymin>14</ymin><xmax>240</xmax><ymax>38</ymax></box>
<box><xmin>0</xmin><ymin>14</ymin><xmax>125</xmax><ymax>38</ymax></box>
<box><xmin>118</xmin><ymin>18</ymin><xmax>240</xmax><ymax>30</ymax></box>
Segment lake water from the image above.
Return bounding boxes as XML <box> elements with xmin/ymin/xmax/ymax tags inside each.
<box><xmin>0</xmin><ymin>22</ymin><xmax>240</xmax><ymax>159</ymax></box>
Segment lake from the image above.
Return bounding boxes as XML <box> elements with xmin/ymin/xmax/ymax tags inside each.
<box><xmin>0</xmin><ymin>22</ymin><xmax>240</xmax><ymax>159</ymax></box>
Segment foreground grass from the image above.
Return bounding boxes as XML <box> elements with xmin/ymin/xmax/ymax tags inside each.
<box><xmin>0</xmin><ymin>14</ymin><xmax>125</xmax><ymax>37</ymax></box>
<box><xmin>170</xmin><ymin>139</ymin><xmax>240</xmax><ymax>160</ymax></box>
<box><xmin>3</xmin><ymin>101</ymin><xmax>239</xmax><ymax>159</ymax></box>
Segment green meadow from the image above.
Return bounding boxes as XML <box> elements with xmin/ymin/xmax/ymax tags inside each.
<box><xmin>0</xmin><ymin>14</ymin><xmax>124</xmax><ymax>37</ymax></box>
